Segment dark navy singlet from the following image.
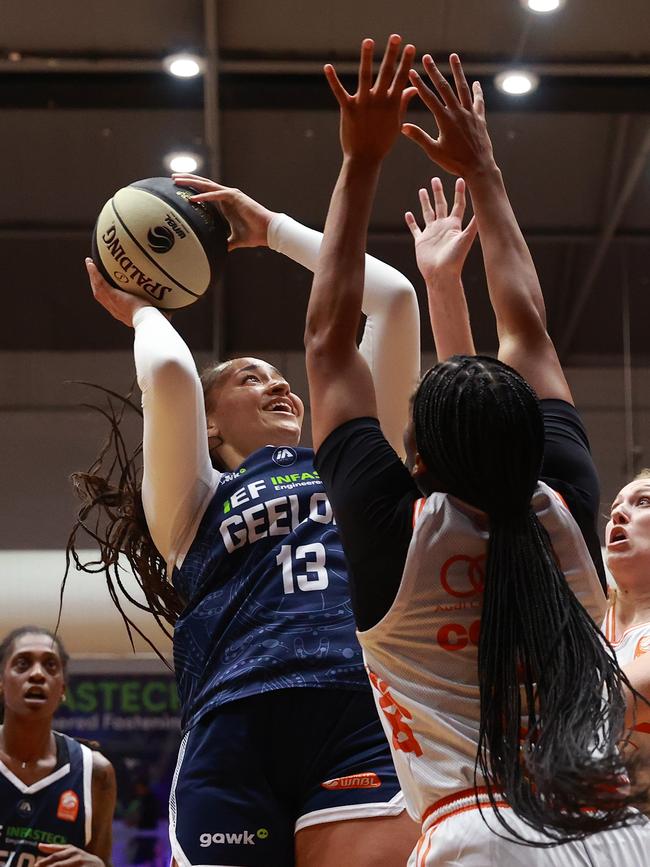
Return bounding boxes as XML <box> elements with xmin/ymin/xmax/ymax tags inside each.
<box><xmin>173</xmin><ymin>445</ymin><xmax>369</xmax><ymax>732</ymax></box>
<box><xmin>0</xmin><ymin>734</ymin><xmax>91</xmax><ymax>866</ymax></box>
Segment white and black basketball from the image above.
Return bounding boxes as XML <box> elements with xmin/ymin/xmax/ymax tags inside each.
<box><xmin>92</xmin><ymin>177</ymin><xmax>229</xmax><ymax>309</ymax></box>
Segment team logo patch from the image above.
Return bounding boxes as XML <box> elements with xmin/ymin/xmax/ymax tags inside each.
<box><xmin>17</xmin><ymin>798</ymin><xmax>32</xmax><ymax>818</ymax></box>
<box><xmin>272</xmin><ymin>447</ymin><xmax>297</xmax><ymax>467</ymax></box>
<box><xmin>321</xmin><ymin>773</ymin><xmax>382</xmax><ymax>790</ymax></box>
<box><xmin>440</xmin><ymin>553</ymin><xmax>485</xmax><ymax>599</ymax></box>
<box><xmin>57</xmin><ymin>789</ymin><xmax>79</xmax><ymax>822</ymax></box>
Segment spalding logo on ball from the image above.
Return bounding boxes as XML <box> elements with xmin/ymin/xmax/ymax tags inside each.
<box><xmin>92</xmin><ymin>177</ymin><xmax>230</xmax><ymax>309</ymax></box>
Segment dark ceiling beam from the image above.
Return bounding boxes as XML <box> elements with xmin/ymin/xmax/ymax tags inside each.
<box><xmin>0</xmin><ymin>72</ymin><xmax>650</xmax><ymax>114</ymax></box>
<box><xmin>3</xmin><ymin>57</ymin><xmax>650</xmax><ymax>78</ymax></box>
<box><xmin>1</xmin><ymin>227</ymin><xmax>649</xmax><ymax>244</ymax></box>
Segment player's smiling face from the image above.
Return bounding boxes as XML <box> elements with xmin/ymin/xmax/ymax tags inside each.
<box><xmin>206</xmin><ymin>357</ymin><xmax>305</xmax><ymax>462</ymax></box>
<box><xmin>0</xmin><ymin>634</ymin><xmax>66</xmax><ymax>719</ymax></box>
<box><xmin>606</xmin><ymin>479</ymin><xmax>650</xmax><ymax>585</ymax></box>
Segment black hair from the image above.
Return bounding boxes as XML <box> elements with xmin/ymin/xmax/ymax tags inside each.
<box><xmin>0</xmin><ymin>626</ymin><xmax>70</xmax><ymax>677</ymax></box>
<box><xmin>64</xmin><ymin>365</ymin><xmax>234</xmax><ymax>657</ymax></box>
<box><xmin>413</xmin><ymin>355</ymin><xmax>644</xmax><ymax>843</ymax></box>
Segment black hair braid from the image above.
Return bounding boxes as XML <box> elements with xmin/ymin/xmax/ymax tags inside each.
<box><xmin>64</xmin><ymin>363</ymin><xmax>234</xmax><ymax>661</ymax></box>
<box><xmin>413</xmin><ymin>355</ymin><xmax>644</xmax><ymax>843</ymax></box>
<box><xmin>65</xmin><ymin>384</ymin><xmax>182</xmax><ymax>663</ymax></box>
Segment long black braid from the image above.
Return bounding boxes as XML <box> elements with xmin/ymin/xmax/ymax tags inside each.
<box><xmin>64</xmin><ymin>363</ymin><xmax>232</xmax><ymax>658</ymax></box>
<box><xmin>413</xmin><ymin>355</ymin><xmax>644</xmax><ymax>842</ymax></box>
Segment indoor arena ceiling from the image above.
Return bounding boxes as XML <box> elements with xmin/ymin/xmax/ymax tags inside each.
<box><xmin>1</xmin><ymin>0</ymin><xmax>649</xmax><ymax>364</ymax></box>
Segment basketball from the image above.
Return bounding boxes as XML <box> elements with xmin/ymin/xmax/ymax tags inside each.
<box><xmin>92</xmin><ymin>177</ymin><xmax>229</xmax><ymax>309</ymax></box>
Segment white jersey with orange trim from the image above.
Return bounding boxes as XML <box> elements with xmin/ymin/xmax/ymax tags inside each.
<box><xmin>603</xmin><ymin>602</ymin><xmax>650</xmax><ymax>753</ymax></box>
<box><xmin>358</xmin><ymin>481</ymin><xmax>607</xmax><ymax>824</ymax></box>
<box><xmin>407</xmin><ymin>797</ymin><xmax>650</xmax><ymax>867</ymax></box>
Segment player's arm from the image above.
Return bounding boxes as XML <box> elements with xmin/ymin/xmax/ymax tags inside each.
<box><xmin>176</xmin><ymin>175</ymin><xmax>420</xmax><ymax>458</ymax></box>
<box><xmin>85</xmin><ymin>262</ymin><xmax>219</xmax><ymax>569</ymax></box>
<box><xmin>403</xmin><ymin>54</ymin><xmax>572</xmax><ymax>402</ymax></box>
<box><xmin>305</xmin><ymin>35</ymin><xmax>416</xmax><ymax>452</ymax></box>
<box><xmin>87</xmin><ymin>752</ymin><xmax>116</xmax><ymax>864</ymax></box>
<box><xmin>405</xmin><ymin>176</ymin><xmax>477</xmax><ymax>360</ymax></box>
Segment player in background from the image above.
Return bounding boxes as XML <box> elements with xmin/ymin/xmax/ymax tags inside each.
<box><xmin>305</xmin><ymin>40</ymin><xmax>649</xmax><ymax>863</ymax></box>
<box><xmin>0</xmin><ymin>627</ymin><xmax>115</xmax><ymax>867</ymax></box>
<box><xmin>604</xmin><ymin>470</ymin><xmax>650</xmax><ymax>802</ymax></box>
<box><xmin>73</xmin><ymin>53</ymin><xmax>421</xmax><ymax>864</ymax></box>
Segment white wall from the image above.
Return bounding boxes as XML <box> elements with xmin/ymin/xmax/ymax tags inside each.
<box><xmin>0</xmin><ymin>549</ymin><xmax>172</xmax><ymax>657</ymax></box>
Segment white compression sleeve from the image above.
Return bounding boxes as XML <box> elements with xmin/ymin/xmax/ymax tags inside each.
<box><xmin>268</xmin><ymin>213</ymin><xmax>420</xmax><ymax>457</ymax></box>
<box><xmin>133</xmin><ymin>307</ymin><xmax>220</xmax><ymax>572</ymax></box>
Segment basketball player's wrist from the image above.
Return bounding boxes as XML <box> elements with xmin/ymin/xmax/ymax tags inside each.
<box><xmin>464</xmin><ymin>158</ymin><xmax>501</xmax><ymax>187</ymax></box>
<box><xmin>424</xmin><ymin>269</ymin><xmax>463</xmax><ymax>292</ymax></box>
<box><xmin>342</xmin><ymin>153</ymin><xmax>383</xmax><ymax>176</ymax></box>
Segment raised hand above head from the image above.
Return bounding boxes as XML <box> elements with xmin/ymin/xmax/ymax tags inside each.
<box><xmin>304</xmin><ymin>34</ymin><xmax>420</xmax><ymax>452</ymax></box>
<box><xmin>404</xmin><ymin>52</ymin><xmax>572</xmax><ymax>404</ymax></box>
<box><xmin>324</xmin><ymin>34</ymin><xmax>416</xmax><ymax>164</ymax></box>
<box><xmin>172</xmin><ymin>173</ymin><xmax>277</xmax><ymax>250</ymax></box>
<box><xmin>402</xmin><ymin>53</ymin><xmax>493</xmax><ymax>178</ymax></box>
<box><xmin>406</xmin><ymin>177</ymin><xmax>477</xmax><ymax>361</ymax></box>
<box><xmin>405</xmin><ymin>176</ymin><xmax>477</xmax><ymax>283</ymax></box>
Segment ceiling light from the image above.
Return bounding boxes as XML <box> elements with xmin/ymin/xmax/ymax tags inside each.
<box><xmin>165</xmin><ymin>152</ymin><xmax>201</xmax><ymax>173</ymax></box>
<box><xmin>495</xmin><ymin>70</ymin><xmax>539</xmax><ymax>95</ymax></box>
<box><xmin>520</xmin><ymin>0</ymin><xmax>564</xmax><ymax>12</ymax></box>
<box><xmin>163</xmin><ymin>53</ymin><xmax>203</xmax><ymax>78</ymax></box>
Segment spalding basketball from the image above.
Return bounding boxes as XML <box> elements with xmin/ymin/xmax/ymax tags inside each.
<box><xmin>92</xmin><ymin>177</ymin><xmax>229</xmax><ymax>309</ymax></box>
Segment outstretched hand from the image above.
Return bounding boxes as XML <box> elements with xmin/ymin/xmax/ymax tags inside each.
<box><xmin>325</xmin><ymin>34</ymin><xmax>416</xmax><ymax>164</ymax></box>
<box><xmin>405</xmin><ymin>177</ymin><xmax>477</xmax><ymax>282</ymax></box>
<box><xmin>402</xmin><ymin>53</ymin><xmax>494</xmax><ymax>178</ymax></box>
<box><xmin>172</xmin><ymin>174</ymin><xmax>276</xmax><ymax>250</ymax></box>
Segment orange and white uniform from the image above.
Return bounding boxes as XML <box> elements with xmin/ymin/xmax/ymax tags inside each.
<box><xmin>359</xmin><ymin>484</ymin><xmax>650</xmax><ymax>865</ymax></box>
<box><xmin>603</xmin><ymin>601</ymin><xmax>650</xmax><ymax>768</ymax></box>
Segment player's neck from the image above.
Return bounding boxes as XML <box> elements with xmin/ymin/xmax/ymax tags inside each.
<box><xmin>613</xmin><ymin>585</ymin><xmax>650</xmax><ymax>632</ymax></box>
<box><xmin>0</xmin><ymin>717</ymin><xmax>56</xmax><ymax>766</ymax></box>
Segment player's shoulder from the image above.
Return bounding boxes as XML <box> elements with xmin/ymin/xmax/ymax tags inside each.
<box><xmin>91</xmin><ymin>750</ymin><xmax>116</xmax><ymax>789</ymax></box>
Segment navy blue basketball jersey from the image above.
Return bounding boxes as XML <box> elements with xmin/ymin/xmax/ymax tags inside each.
<box><xmin>0</xmin><ymin>734</ymin><xmax>91</xmax><ymax>865</ymax></box>
<box><xmin>174</xmin><ymin>445</ymin><xmax>369</xmax><ymax>731</ymax></box>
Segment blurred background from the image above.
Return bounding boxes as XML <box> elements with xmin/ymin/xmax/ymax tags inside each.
<box><xmin>0</xmin><ymin>1</ymin><xmax>649</xmax><ymax>861</ymax></box>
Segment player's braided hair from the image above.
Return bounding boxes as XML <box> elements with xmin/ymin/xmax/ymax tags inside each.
<box><xmin>413</xmin><ymin>355</ymin><xmax>644</xmax><ymax>843</ymax></box>
<box><xmin>64</xmin><ymin>364</ymin><xmax>232</xmax><ymax>657</ymax></box>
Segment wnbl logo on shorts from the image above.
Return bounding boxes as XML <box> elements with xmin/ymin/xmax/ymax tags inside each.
<box><xmin>272</xmin><ymin>447</ymin><xmax>297</xmax><ymax>467</ymax></box>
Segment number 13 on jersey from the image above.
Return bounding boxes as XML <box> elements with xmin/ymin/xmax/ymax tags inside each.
<box><xmin>276</xmin><ymin>543</ymin><xmax>329</xmax><ymax>594</ymax></box>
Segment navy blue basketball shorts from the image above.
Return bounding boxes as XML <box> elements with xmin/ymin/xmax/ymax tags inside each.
<box><xmin>169</xmin><ymin>687</ymin><xmax>405</xmax><ymax>867</ymax></box>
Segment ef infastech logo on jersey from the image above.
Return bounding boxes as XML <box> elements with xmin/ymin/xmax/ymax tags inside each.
<box><xmin>199</xmin><ymin>828</ymin><xmax>269</xmax><ymax>847</ymax></box>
